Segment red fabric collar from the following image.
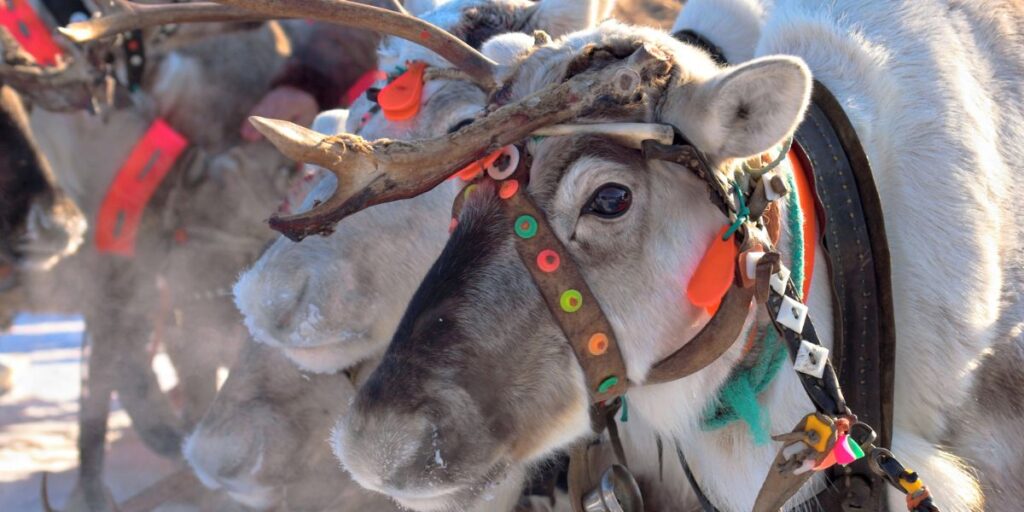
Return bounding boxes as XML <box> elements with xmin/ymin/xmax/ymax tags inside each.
<box><xmin>95</xmin><ymin>119</ymin><xmax>188</xmax><ymax>256</ymax></box>
<box><xmin>0</xmin><ymin>0</ymin><xmax>62</xmax><ymax>66</ymax></box>
<box><xmin>341</xmin><ymin>69</ymin><xmax>386</xmax><ymax>107</ymax></box>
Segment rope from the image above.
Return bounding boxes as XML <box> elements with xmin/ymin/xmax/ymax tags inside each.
<box><xmin>701</xmin><ymin>170</ymin><xmax>804</xmax><ymax>444</ymax></box>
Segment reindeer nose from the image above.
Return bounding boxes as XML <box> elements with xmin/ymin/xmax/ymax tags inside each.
<box><xmin>234</xmin><ymin>253</ymin><xmax>312</xmax><ymax>345</ymax></box>
<box><xmin>273</xmin><ymin>275</ymin><xmax>310</xmax><ymax>330</ymax></box>
<box><xmin>333</xmin><ymin>408</ymin><xmax>433</xmax><ymax>492</ymax></box>
<box><xmin>183</xmin><ymin>428</ymin><xmax>261</xmax><ymax>491</ymax></box>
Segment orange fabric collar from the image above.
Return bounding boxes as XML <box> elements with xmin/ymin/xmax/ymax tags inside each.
<box><xmin>95</xmin><ymin>119</ymin><xmax>188</xmax><ymax>256</ymax></box>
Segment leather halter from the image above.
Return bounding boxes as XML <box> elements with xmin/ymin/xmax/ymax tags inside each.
<box><xmin>449</xmin><ymin>142</ymin><xmax>763</xmax><ymax>404</ymax></box>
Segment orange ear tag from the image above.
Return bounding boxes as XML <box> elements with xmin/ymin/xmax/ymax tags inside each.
<box><xmin>686</xmin><ymin>226</ymin><xmax>739</xmax><ymax>315</ymax></box>
<box><xmin>452</xmin><ymin>148</ymin><xmax>504</xmax><ymax>181</ymax></box>
<box><xmin>378</xmin><ymin>62</ymin><xmax>426</xmax><ymax>121</ymax></box>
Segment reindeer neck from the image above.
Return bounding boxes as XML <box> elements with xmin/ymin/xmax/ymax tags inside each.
<box><xmin>630</xmin><ymin>158</ymin><xmax>835</xmax><ymax>510</ymax></box>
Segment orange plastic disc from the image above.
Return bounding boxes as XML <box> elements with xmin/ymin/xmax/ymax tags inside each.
<box><xmin>498</xmin><ymin>179</ymin><xmax>519</xmax><ymax>199</ymax></box>
<box><xmin>686</xmin><ymin>226</ymin><xmax>738</xmax><ymax>312</ymax></box>
<box><xmin>455</xmin><ymin>160</ymin><xmax>484</xmax><ymax>181</ymax></box>
<box><xmin>482</xmin><ymin>148</ymin><xmax>504</xmax><ymax>169</ymax></box>
<box><xmin>536</xmin><ymin>249</ymin><xmax>560</xmax><ymax>272</ymax></box>
<box><xmin>588</xmin><ymin>333</ymin><xmax>609</xmax><ymax>356</ymax></box>
<box><xmin>379</xmin><ymin>62</ymin><xmax>426</xmax><ymax>121</ymax></box>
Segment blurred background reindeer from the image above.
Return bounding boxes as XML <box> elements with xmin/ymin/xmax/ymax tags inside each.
<box><xmin>1</xmin><ymin>1</ymin><xmax>381</xmax><ymax>509</ymax></box>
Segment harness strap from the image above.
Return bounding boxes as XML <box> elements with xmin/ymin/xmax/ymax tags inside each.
<box><xmin>671</xmin><ymin>29</ymin><xmax>728</xmax><ymax>66</ymax></box>
<box><xmin>96</xmin><ymin>118</ymin><xmax>188</xmax><ymax>256</ymax></box>
<box><xmin>646</xmin><ymin>283</ymin><xmax>754</xmax><ymax>384</ymax></box>
<box><xmin>676</xmin><ymin>445</ymin><xmax>722</xmax><ymax>512</ymax></box>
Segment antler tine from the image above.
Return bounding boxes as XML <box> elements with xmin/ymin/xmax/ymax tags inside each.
<box><xmin>210</xmin><ymin>0</ymin><xmax>496</xmax><ymax>90</ymax></box>
<box><xmin>62</xmin><ymin>0</ymin><xmax>495</xmax><ymax>90</ymax></box>
<box><xmin>256</xmin><ymin>44</ymin><xmax>672</xmax><ymax>241</ymax></box>
<box><xmin>60</xmin><ymin>2</ymin><xmax>276</xmax><ymax>43</ymax></box>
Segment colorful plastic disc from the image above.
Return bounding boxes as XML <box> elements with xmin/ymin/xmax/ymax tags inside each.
<box><xmin>537</xmin><ymin>249</ymin><xmax>560</xmax><ymax>272</ymax></box>
<box><xmin>560</xmin><ymin>289</ymin><xmax>583</xmax><ymax>313</ymax></box>
<box><xmin>514</xmin><ymin>215</ymin><xmax>538</xmax><ymax>239</ymax></box>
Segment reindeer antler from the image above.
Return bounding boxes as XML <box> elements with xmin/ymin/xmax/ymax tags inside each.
<box><xmin>59</xmin><ymin>2</ymin><xmax>276</xmax><ymax>43</ymax></box>
<box><xmin>62</xmin><ymin>0</ymin><xmax>498</xmax><ymax>91</ymax></box>
<box><xmin>254</xmin><ymin>44</ymin><xmax>673</xmax><ymax>241</ymax></box>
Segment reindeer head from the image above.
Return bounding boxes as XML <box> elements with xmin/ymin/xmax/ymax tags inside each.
<box><xmin>0</xmin><ymin>87</ymin><xmax>86</xmax><ymax>274</ymax></box>
<box><xmin>234</xmin><ymin>0</ymin><xmax>612</xmax><ymax>374</ymax></box>
<box><xmin>183</xmin><ymin>341</ymin><xmax>361</xmax><ymax>510</ymax></box>
<box><xmin>258</xmin><ymin>22</ymin><xmax>812</xmax><ymax>509</ymax></box>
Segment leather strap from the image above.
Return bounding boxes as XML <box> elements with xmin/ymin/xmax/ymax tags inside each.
<box><xmin>452</xmin><ymin>142</ymin><xmax>759</xmax><ymax>403</ymax></box>
<box><xmin>801</xmin><ymin>81</ymin><xmax>896</xmax><ymax>511</ymax></box>
<box><xmin>672</xmin><ymin>29</ymin><xmax>728</xmax><ymax>66</ymax></box>
<box><xmin>647</xmin><ymin>284</ymin><xmax>754</xmax><ymax>384</ymax></box>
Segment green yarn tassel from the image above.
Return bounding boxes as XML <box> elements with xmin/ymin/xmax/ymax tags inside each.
<box><xmin>700</xmin><ymin>170</ymin><xmax>804</xmax><ymax>444</ymax></box>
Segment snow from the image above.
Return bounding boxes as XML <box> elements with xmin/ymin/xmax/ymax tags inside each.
<box><xmin>0</xmin><ymin>313</ymin><xmax>193</xmax><ymax>511</ymax></box>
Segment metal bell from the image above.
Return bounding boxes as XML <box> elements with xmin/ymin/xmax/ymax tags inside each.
<box><xmin>582</xmin><ymin>465</ymin><xmax>645</xmax><ymax>512</ymax></box>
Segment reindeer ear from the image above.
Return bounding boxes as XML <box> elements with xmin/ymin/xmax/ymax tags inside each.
<box><xmin>530</xmin><ymin>0</ymin><xmax>616</xmax><ymax>37</ymax></box>
<box><xmin>481</xmin><ymin>32</ymin><xmax>535</xmax><ymax>65</ymax></box>
<box><xmin>684</xmin><ymin>56</ymin><xmax>811</xmax><ymax>160</ymax></box>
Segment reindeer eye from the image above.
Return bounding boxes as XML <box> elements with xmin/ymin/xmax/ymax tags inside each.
<box><xmin>584</xmin><ymin>184</ymin><xmax>632</xmax><ymax>218</ymax></box>
<box><xmin>447</xmin><ymin>118</ymin><xmax>474</xmax><ymax>134</ymax></box>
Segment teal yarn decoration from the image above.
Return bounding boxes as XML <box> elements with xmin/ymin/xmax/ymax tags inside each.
<box><xmin>701</xmin><ymin>170</ymin><xmax>805</xmax><ymax>444</ymax></box>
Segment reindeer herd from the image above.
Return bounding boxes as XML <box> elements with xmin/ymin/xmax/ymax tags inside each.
<box><xmin>1</xmin><ymin>0</ymin><xmax>1022</xmax><ymax>511</ymax></box>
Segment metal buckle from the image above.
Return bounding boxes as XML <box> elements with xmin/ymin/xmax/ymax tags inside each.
<box><xmin>582</xmin><ymin>465</ymin><xmax>645</xmax><ymax>512</ymax></box>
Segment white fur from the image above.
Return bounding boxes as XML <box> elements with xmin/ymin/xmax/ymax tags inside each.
<box><xmin>677</xmin><ymin>56</ymin><xmax>812</xmax><ymax>160</ymax></box>
<box><xmin>451</xmin><ymin>6</ymin><xmax>1018</xmax><ymax>509</ymax></box>
<box><xmin>620</xmin><ymin>1</ymin><xmax>1024</xmax><ymax>510</ymax></box>
<box><xmin>671</xmin><ymin>0</ymin><xmax>769</xmax><ymax>63</ymax></box>
<box><xmin>377</xmin><ymin>0</ymin><xmax>614</xmax><ymax>75</ymax></box>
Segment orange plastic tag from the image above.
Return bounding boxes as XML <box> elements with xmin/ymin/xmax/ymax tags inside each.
<box><xmin>452</xmin><ymin>148</ymin><xmax>503</xmax><ymax>181</ymax></box>
<box><xmin>378</xmin><ymin>62</ymin><xmax>426</xmax><ymax>121</ymax></box>
<box><xmin>686</xmin><ymin>226</ymin><xmax>738</xmax><ymax>314</ymax></box>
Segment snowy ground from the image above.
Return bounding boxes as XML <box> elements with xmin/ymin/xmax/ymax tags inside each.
<box><xmin>0</xmin><ymin>314</ymin><xmax>192</xmax><ymax>511</ymax></box>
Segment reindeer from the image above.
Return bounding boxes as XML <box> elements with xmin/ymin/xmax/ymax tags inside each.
<box><xmin>184</xmin><ymin>339</ymin><xmax>402</xmax><ymax>512</ymax></box>
<box><xmin>0</xmin><ymin>12</ymin><xmax>376</xmax><ymax>511</ymax></box>
<box><xmin>221</xmin><ymin>1</ymin><xmax>622</xmax><ymax>510</ymax></box>
<box><xmin>217</xmin><ymin>0</ymin><xmax>1023</xmax><ymax>510</ymax></box>
<box><xmin>0</xmin><ymin>86</ymin><xmax>87</xmax><ymax>336</ymax></box>
<box><xmin>0</xmin><ymin>86</ymin><xmax>86</xmax><ymax>276</ymax></box>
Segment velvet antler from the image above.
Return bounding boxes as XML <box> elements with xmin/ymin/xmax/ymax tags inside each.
<box><xmin>253</xmin><ymin>44</ymin><xmax>672</xmax><ymax>240</ymax></box>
